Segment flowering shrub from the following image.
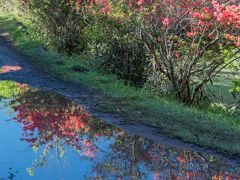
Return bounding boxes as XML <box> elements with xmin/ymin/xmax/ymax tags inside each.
<box><xmin>2</xmin><ymin>0</ymin><xmax>239</xmax><ymax>104</ymax></box>
<box><xmin>75</xmin><ymin>0</ymin><xmax>111</xmax><ymax>14</ymax></box>
<box><xmin>71</xmin><ymin>0</ymin><xmax>240</xmax><ymax>103</ymax></box>
<box><xmin>116</xmin><ymin>0</ymin><xmax>240</xmax><ymax>104</ymax></box>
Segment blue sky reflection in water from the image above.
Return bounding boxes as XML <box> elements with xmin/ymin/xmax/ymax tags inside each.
<box><xmin>0</xmin><ymin>82</ymin><xmax>240</xmax><ymax>180</ymax></box>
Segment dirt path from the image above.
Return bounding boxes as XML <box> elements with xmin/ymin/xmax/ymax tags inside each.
<box><xmin>0</xmin><ymin>33</ymin><xmax>97</xmax><ymax>105</ymax></box>
<box><xmin>0</xmin><ymin>32</ymin><xmax>239</xmax><ymax>164</ymax></box>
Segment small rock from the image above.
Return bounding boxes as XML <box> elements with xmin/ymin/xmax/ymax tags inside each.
<box><xmin>71</xmin><ymin>65</ymin><xmax>89</xmax><ymax>73</ymax></box>
<box><xmin>55</xmin><ymin>60</ymin><xmax>65</xmax><ymax>65</ymax></box>
<box><xmin>16</xmin><ymin>22</ymin><xmax>28</xmax><ymax>33</ymax></box>
<box><xmin>16</xmin><ymin>22</ymin><xmax>24</xmax><ymax>27</ymax></box>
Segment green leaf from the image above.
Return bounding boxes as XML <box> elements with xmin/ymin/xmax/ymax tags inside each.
<box><xmin>32</xmin><ymin>145</ymin><xmax>39</xmax><ymax>153</ymax></box>
<box><xmin>26</xmin><ymin>168</ymin><xmax>34</xmax><ymax>177</ymax></box>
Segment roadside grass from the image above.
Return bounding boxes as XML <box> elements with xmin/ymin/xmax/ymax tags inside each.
<box><xmin>1</xmin><ymin>14</ymin><xmax>240</xmax><ymax>156</ymax></box>
<box><xmin>0</xmin><ymin>81</ymin><xmax>22</xmax><ymax>99</ymax></box>
<box><xmin>210</xmin><ymin>74</ymin><xmax>236</xmax><ymax>104</ymax></box>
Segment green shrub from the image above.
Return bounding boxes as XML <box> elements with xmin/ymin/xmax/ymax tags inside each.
<box><xmin>229</xmin><ymin>79</ymin><xmax>240</xmax><ymax>114</ymax></box>
<box><xmin>0</xmin><ymin>0</ymin><xmax>17</xmax><ymax>13</ymax></box>
<box><xmin>21</xmin><ymin>0</ymin><xmax>87</xmax><ymax>54</ymax></box>
<box><xmin>85</xmin><ymin>17</ymin><xmax>149</xmax><ymax>87</ymax></box>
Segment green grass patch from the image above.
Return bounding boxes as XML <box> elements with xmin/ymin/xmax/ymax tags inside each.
<box><xmin>0</xmin><ymin>81</ymin><xmax>22</xmax><ymax>99</ymax></box>
<box><xmin>1</xmin><ymin>14</ymin><xmax>240</xmax><ymax>156</ymax></box>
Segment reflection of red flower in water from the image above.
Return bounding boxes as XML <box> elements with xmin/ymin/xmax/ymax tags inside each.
<box><xmin>16</xmin><ymin>108</ymin><xmax>92</xmax><ymax>148</ymax></box>
<box><xmin>153</xmin><ymin>172</ymin><xmax>160</xmax><ymax>180</ymax></box>
<box><xmin>11</xmin><ymin>91</ymin><xmax>101</xmax><ymax>158</ymax></box>
<box><xmin>83</xmin><ymin>141</ymin><xmax>97</xmax><ymax>158</ymax></box>
<box><xmin>0</xmin><ymin>66</ymin><xmax>22</xmax><ymax>73</ymax></box>
<box><xmin>177</xmin><ymin>156</ymin><xmax>186</xmax><ymax>163</ymax></box>
<box><xmin>213</xmin><ymin>174</ymin><xmax>224</xmax><ymax>180</ymax></box>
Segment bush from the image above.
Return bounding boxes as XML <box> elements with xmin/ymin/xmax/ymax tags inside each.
<box><xmin>21</xmin><ymin>0</ymin><xmax>87</xmax><ymax>54</ymax></box>
<box><xmin>120</xmin><ymin>0</ymin><xmax>240</xmax><ymax>104</ymax></box>
<box><xmin>101</xmin><ymin>38</ymin><xmax>148</xmax><ymax>87</ymax></box>
<box><xmin>1</xmin><ymin>0</ymin><xmax>239</xmax><ymax>106</ymax></box>
<box><xmin>85</xmin><ymin>17</ymin><xmax>149</xmax><ymax>87</ymax></box>
<box><xmin>229</xmin><ymin>79</ymin><xmax>240</xmax><ymax>115</ymax></box>
<box><xmin>0</xmin><ymin>0</ymin><xmax>19</xmax><ymax>13</ymax></box>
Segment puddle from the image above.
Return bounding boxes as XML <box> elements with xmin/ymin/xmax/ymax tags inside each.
<box><xmin>0</xmin><ymin>81</ymin><xmax>240</xmax><ymax>179</ymax></box>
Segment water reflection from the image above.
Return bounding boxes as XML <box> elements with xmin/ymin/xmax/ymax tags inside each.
<box><xmin>0</xmin><ymin>81</ymin><xmax>240</xmax><ymax>179</ymax></box>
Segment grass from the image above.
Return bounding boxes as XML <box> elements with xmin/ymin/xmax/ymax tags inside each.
<box><xmin>0</xmin><ymin>81</ymin><xmax>22</xmax><ymax>99</ymax></box>
<box><xmin>1</xmin><ymin>13</ymin><xmax>240</xmax><ymax>156</ymax></box>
